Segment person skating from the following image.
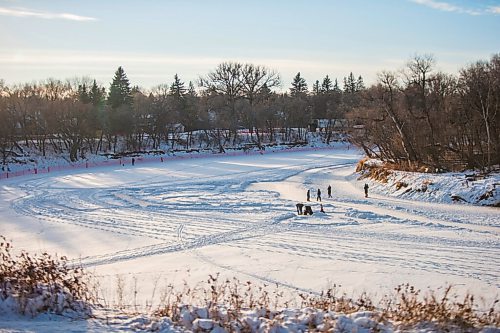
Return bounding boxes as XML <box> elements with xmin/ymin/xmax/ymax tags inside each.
<box><xmin>364</xmin><ymin>183</ymin><xmax>369</xmax><ymax>198</ymax></box>
<box><xmin>307</xmin><ymin>189</ymin><xmax>310</xmax><ymax>201</ymax></box>
<box><xmin>327</xmin><ymin>185</ymin><xmax>332</xmax><ymax>198</ymax></box>
<box><xmin>320</xmin><ymin>204</ymin><xmax>325</xmax><ymax>213</ymax></box>
<box><xmin>317</xmin><ymin>188</ymin><xmax>321</xmax><ymax>202</ymax></box>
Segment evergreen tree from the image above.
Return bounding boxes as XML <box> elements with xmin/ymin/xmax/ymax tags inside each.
<box><xmin>333</xmin><ymin>78</ymin><xmax>341</xmax><ymax>93</ymax></box>
<box><xmin>290</xmin><ymin>72</ymin><xmax>308</xmax><ymax>97</ymax></box>
<box><xmin>77</xmin><ymin>84</ymin><xmax>90</xmax><ymax>104</ymax></box>
<box><xmin>356</xmin><ymin>75</ymin><xmax>365</xmax><ymax>91</ymax></box>
<box><xmin>321</xmin><ymin>75</ymin><xmax>332</xmax><ymax>93</ymax></box>
<box><xmin>183</xmin><ymin>81</ymin><xmax>199</xmax><ymax>134</ymax></box>
<box><xmin>108</xmin><ymin>66</ymin><xmax>133</xmax><ymax>109</ymax></box>
<box><xmin>259</xmin><ymin>83</ymin><xmax>271</xmax><ymax>98</ymax></box>
<box><xmin>89</xmin><ymin>80</ymin><xmax>105</xmax><ymax>106</ymax></box>
<box><xmin>187</xmin><ymin>81</ymin><xmax>197</xmax><ymax>97</ymax></box>
<box><xmin>343</xmin><ymin>72</ymin><xmax>357</xmax><ymax>93</ymax></box>
<box><xmin>131</xmin><ymin>85</ymin><xmax>142</xmax><ymax>95</ymax></box>
<box><xmin>312</xmin><ymin>80</ymin><xmax>321</xmax><ymax>95</ymax></box>
<box><xmin>169</xmin><ymin>74</ymin><xmax>186</xmax><ymax>98</ymax></box>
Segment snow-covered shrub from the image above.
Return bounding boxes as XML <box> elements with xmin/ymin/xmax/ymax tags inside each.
<box><xmin>0</xmin><ymin>235</ymin><xmax>92</xmax><ymax>317</ymax></box>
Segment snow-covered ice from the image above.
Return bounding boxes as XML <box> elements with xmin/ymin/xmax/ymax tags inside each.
<box><xmin>0</xmin><ymin>146</ymin><xmax>498</xmax><ymax>331</ymax></box>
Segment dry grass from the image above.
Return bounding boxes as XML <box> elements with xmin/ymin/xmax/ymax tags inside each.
<box><xmin>379</xmin><ymin>284</ymin><xmax>500</xmax><ymax>331</ymax></box>
<box><xmin>0</xmin><ymin>235</ymin><xmax>93</xmax><ymax>316</ymax></box>
<box><xmin>153</xmin><ymin>274</ymin><xmax>282</xmax><ymax>329</ymax></box>
<box><xmin>395</xmin><ymin>181</ymin><xmax>408</xmax><ymax>190</ymax></box>
<box><xmin>356</xmin><ymin>158</ymin><xmax>443</xmax><ymax>184</ymax></box>
<box><xmin>151</xmin><ymin>275</ymin><xmax>499</xmax><ymax>332</ymax></box>
<box><xmin>356</xmin><ymin>158</ymin><xmax>392</xmax><ymax>183</ymax></box>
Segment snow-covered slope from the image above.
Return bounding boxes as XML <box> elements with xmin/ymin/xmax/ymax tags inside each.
<box><xmin>358</xmin><ymin>159</ymin><xmax>499</xmax><ymax>207</ymax></box>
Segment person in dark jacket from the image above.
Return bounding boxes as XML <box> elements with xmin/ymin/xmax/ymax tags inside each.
<box><xmin>327</xmin><ymin>185</ymin><xmax>332</xmax><ymax>198</ymax></box>
<box><xmin>307</xmin><ymin>189</ymin><xmax>310</xmax><ymax>201</ymax></box>
<box><xmin>364</xmin><ymin>183</ymin><xmax>369</xmax><ymax>198</ymax></box>
<box><xmin>317</xmin><ymin>188</ymin><xmax>321</xmax><ymax>202</ymax></box>
<box><xmin>296</xmin><ymin>203</ymin><xmax>304</xmax><ymax>215</ymax></box>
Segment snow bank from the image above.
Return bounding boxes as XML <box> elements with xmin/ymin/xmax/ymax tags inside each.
<box><xmin>360</xmin><ymin>160</ymin><xmax>499</xmax><ymax>207</ymax></box>
<box><xmin>76</xmin><ymin>306</ymin><xmax>498</xmax><ymax>332</ymax></box>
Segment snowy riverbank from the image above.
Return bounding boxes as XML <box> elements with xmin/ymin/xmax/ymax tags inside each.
<box><xmin>358</xmin><ymin>159</ymin><xmax>500</xmax><ymax>207</ymax></box>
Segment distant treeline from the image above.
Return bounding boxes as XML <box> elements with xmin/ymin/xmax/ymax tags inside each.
<box><xmin>0</xmin><ymin>54</ymin><xmax>498</xmax><ymax>171</ymax></box>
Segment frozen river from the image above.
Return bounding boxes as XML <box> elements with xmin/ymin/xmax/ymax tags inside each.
<box><xmin>1</xmin><ymin>147</ymin><xmax>498</xmax><ymax>307</ymax></box>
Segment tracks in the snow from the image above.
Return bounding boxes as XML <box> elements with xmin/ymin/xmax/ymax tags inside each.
<box><xmin>8</xmin><ymin>151</ymin><xmax>500</xmax><ymax>290</ymax></box>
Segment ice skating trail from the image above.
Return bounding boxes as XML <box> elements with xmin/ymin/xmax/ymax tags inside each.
<box><xmin>1</xmin><ymin>147</ymin><xmax>499</xmax><ymax>302</ymax></box>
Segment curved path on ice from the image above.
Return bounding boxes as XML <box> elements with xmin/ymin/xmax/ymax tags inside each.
<box><xmin>1</xmin><ymin>147</ymin><xmax>498</xmax><ymax>301</ymax></box>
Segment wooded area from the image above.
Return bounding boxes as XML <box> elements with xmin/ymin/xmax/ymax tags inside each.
<box><xmin>349</xmin><ymin>54</ymin><xmax>500</xmax><ymax>171</ymax></box>
<box><xmin>0</xmin><ymin>54</ymin><xmax>498</xmax><ymax>171</ymax></box>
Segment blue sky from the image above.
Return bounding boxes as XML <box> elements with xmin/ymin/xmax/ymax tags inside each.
<box><xmin>0</xmin><ymin>0</ymin><xmax>499</xmax><ymax>90</ymax></box>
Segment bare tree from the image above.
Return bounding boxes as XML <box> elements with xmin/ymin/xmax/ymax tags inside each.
<box><xmin>458</xmin><ymin>55</ymin><xmax>500</xmax><ymax>169</ymax></box>
<box><xmin>150</xmin><ymin>84</ymin><xmax>175</xmax><ymax>149</ymax></box>
<box><xmin>200</xmin><ymin>62</ymin><xmax>244</xmax><ymax>134</ymax></box>
<box><xmin>0</xmin><ymin>82</ymin><xmax>17</xmax><ymax>168</ymax></box>
<box><xmin>380</xmin><ymin>71</ymin><xmax>419</xmax><ymax>165</ymax></box>
<box><xmin>240</xmin><ymin>63</ymin><xmax>280</xmax><ymax>146</ymax></box>
<box><xmin>402</xmin><ymin>54</ymin><xmax>441</xmax><ymax>164</ymax></box>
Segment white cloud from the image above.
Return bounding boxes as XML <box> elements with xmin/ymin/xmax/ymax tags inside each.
<box><xmin>411</xmin><ymin>0</ymin><xmax>459</xmax><ymax>12</ymax></box>
<box><xmin>0</xmin><ymin>6</ymin><xmax>97</xmax><ymax>21</ymax></box>
<box><xmin>409</xmin><ymin>0</ymin><xmax>482</xmax><ymax>15</ymax></box>
<box><xmin>488</xmin><ymin>6</ymin><xmax>500</xmax><ymax>14</ymax></box>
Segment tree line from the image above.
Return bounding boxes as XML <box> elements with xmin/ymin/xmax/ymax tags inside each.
<box><xmin>0</xmin><ymin>63</ymin><xmax>363</xmax><ymax>164</ymax></box>
<box><xmin>0</xmin><ymin>54</ymin><xmax>498</xmax><ymax>171</ymax></box>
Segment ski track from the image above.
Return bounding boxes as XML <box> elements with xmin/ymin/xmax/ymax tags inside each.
<box><xmin>6</xmin><ymin>150</ymin><xmax>500</xmax><ymax>291</ymax></box>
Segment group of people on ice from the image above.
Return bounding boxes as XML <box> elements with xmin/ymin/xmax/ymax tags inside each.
<box><xmin>296</xmin><ymin>183</ymin><xmax>369</xmax><ymax>215</ymax></box>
